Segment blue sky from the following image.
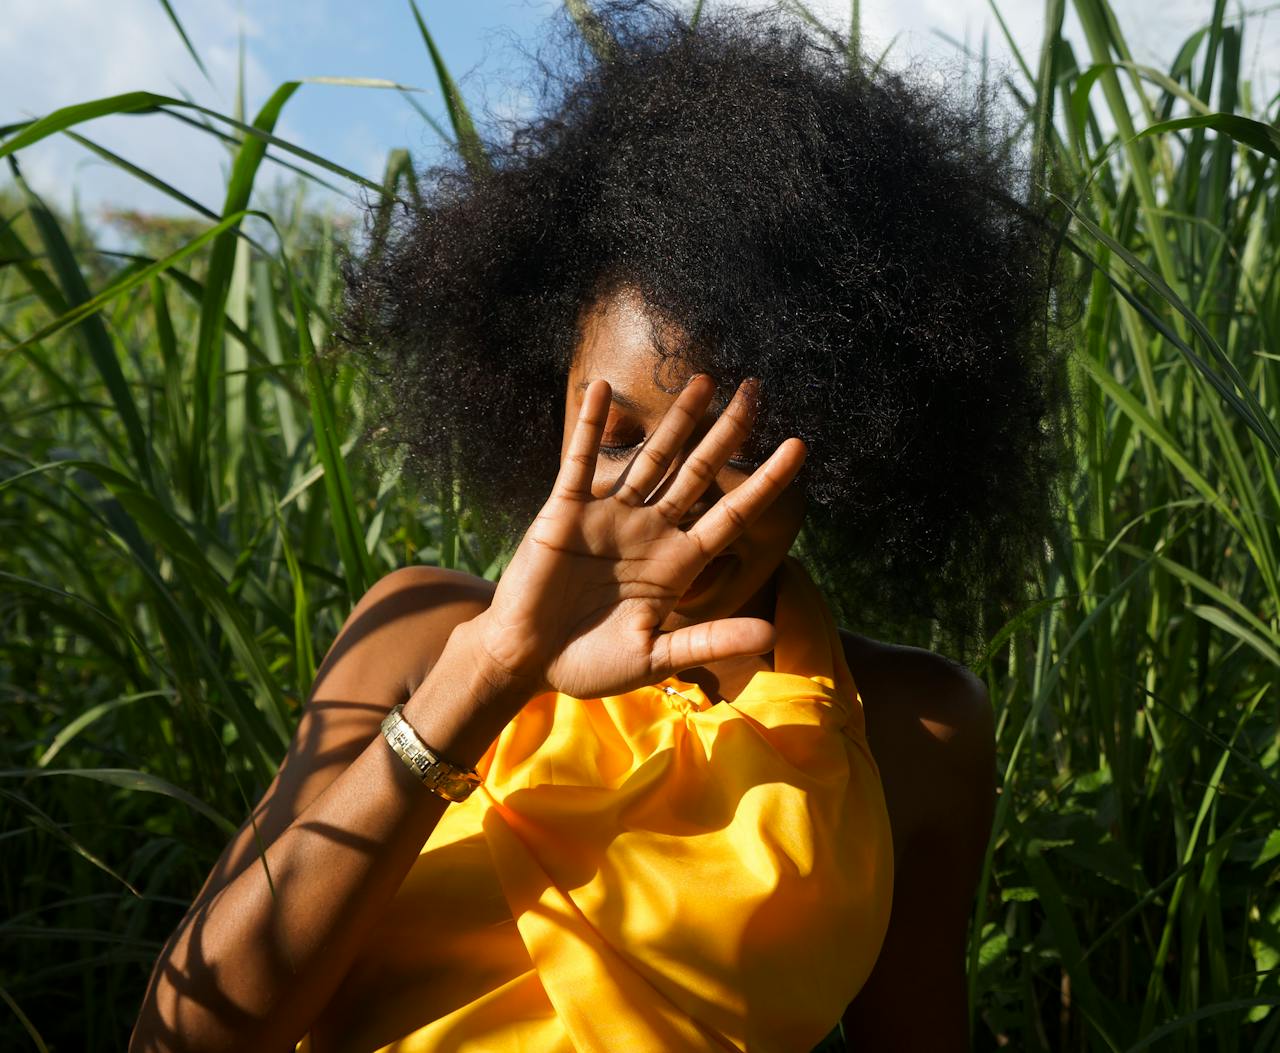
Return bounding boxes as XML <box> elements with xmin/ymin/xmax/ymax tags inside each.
<box><xmin>2</xmin><ymin>0</ymin><xmax>1276</xmax><ymax>230</ymax></box>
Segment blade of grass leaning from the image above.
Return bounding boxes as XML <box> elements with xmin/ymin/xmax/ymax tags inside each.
<box><xmin>190</xmin><ymin>82</ymin><xmax>298</xmax><ymax>521</ymax></box>
<box><xmin>276</xmin><ymin>506</ymin><xmax>317</xmax><ymax>704</ymax></box>
<box><xmin>1135</xmin><ymin>112</ymin><xmax>1280</xmax><ymax>161</ymax></box>
<box><xmin>1064</xmin><ymin>207</ymin><xmax>1280</xmax><ymax>457</ymax></box>
<box><xmin>1023</xmin><ymin>845</ymin><xmax>1124</xmax><ymax>1049</ymax></box>
<box><xmin>152</xmin><ymin>0</ymin><xmax>212</xmax><ymax>83</ymax></box>
<box><xmin>1125</xmin><ymin>1000</ymin><xmax>1280</xmax><ymax>1053</ymax></box>
<box><xmin>1072</xmin><ymin>0</ymin><xmax>1179</xmax><ymax>288</ymax></box>
<box><xmin>409</xmin><ymin>0</ymin><xmax>490</xmax><ymax>172</ymax></box>
<box><xmin>1029</xmin><ymin>0</ymin><xmax>1066</xmax><ymax>206</ymax></box>
<box><xmin>160</xmin><ymin>106</ymin><xmax>352</xmax><ymax>199</ymax></box>
<box><xmin>398</xmin><ymin>88</ymin><xmax>456</xmax><ymax>146</ymax></box>
<box><xmin>11</xmin><ymin>170</ymin><xmax>153</xmax><ymax>487</ymax></box>
<box><xmin>2</xmin><ymin>211</ymin><xmax>252</xmax><ymax>357</ymax></box>
<box><xmin>60</xmin><ymin>129</ymin><xmax>218</xmax><ymax>220</ymax></box>
<box><xmin>983</xmin><ymin>0</ymin><xmax>1035</xmax><ymax>87</ymax></box>
<box><xmin>0</xmin><ymin>769</ymin><xmax>236</xmax><ymax>836</ymax></box>
<box><xmin>252</xmin><ymin>259</ymin><xmax>301</xmax><ymax>453</ymax></box>
<box><xmin>0</xmin><ymin>90</ymin><xmax>382</xmax><ymax>193</ymax></box>
<box><xmin>37</xmin><ymin>693</ymin><xmax>170</xmax><ymax>770</ymax></box>
<box><xmin>0</xmin><ymin>986</ymin><xmax>50</xmax><ymax>1053</ymax></box>
<box><xmin>1074</xmin><ymin>353</ymin><xmax>1246</xmax><ymax>536</ymax></box>
<box><xmin>290</xmin><ymin>270</ymin><xmax>373</xmax><ymax>601</ymax></box>
<box><xmin>5</xmin><ymin>791</ymin><xmax>142</xmax><ymax>897</ymax></box>
<box><xmin>565</xmin><ymin>0</ymin><xmax>618</xmax><ymax>63</ymax></box>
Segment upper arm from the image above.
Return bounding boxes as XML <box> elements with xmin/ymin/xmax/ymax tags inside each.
<box><xmin>842</xmin><ymin>656</ymin><xmax>996</xmax><ymax>1050</ymax></box>
<box><xmin>188</xmin><ymin>565</ymin><xmax>494</xmax><ymax>910</ymax></box>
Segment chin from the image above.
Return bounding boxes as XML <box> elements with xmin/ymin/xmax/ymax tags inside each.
<box><xmin>666</xmin><ymin>553</ymin><xmax>777</xmax><ymax>626</ymax></box>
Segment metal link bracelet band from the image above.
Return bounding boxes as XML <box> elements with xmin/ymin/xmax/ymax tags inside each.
<box><xmin>380</xmin><ymin>703</ymin><xmax>482</xmax><ymax>803</ymax></box>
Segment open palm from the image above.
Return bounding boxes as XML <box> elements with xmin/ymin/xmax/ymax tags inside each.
<box><xmin>470</xmin><ymin>374</ymin><xmax>807</xmax><ymax>700</ymax></box>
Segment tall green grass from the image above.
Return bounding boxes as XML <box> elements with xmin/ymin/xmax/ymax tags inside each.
<box><xmin>1</xmin><ymin>1</ymin><xmax>1276</xmax><ymax>1049</ymax></box>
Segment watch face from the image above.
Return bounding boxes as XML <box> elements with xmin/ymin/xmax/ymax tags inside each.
<box><xmin>438</xmin><ymin>773</ymin><xmax>476</xmax><ymax>801</ymax></box>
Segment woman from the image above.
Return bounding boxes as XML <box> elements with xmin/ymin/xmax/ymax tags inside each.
<box><xmin>132</xmin><ymin>3</ymin><xmax>1068</xmax><ymax>1050</ymax></box>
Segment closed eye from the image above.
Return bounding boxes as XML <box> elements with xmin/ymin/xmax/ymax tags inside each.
<box><xmin>598</xmin><ymin>441</ymin><xmax>641</xmax><ymax>460</ymax></box>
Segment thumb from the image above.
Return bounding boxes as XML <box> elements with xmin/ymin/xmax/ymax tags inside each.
<box><xmin>650</xmin><ymin>618</ymin><xmax>777</xmax><ymax>680</ymax></box>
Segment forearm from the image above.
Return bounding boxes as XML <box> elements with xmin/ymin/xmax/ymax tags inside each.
<box><xmin>131</xmin><ymin>620</ymin><xmax>528</xmax><ymax>1053</ymax></box>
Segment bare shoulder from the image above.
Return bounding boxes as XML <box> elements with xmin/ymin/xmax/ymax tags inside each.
<box><xmin>838</xmin><ymin>628</ymin><xmax>992</xmax><ymax>760</ymax></box>
<box><xmin>837</xmin><ymin>630</ymin><xmax>996</xmax><ymax>1044</ymax></box>
<box><xmin>325</xmin><ymin>564</ymin><xmax>497</xmax><ymax>699</ymax></box>
<box><xmin>837</xmin><ymin>628</ymin><xmax>995</xmax><ymax>850</ymax></box>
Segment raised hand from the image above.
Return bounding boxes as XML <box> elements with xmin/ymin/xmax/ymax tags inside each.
<box><xmin>467</xmin><ymin>374</ymin><xmax>807</xmax><ymax>701</ymax></box>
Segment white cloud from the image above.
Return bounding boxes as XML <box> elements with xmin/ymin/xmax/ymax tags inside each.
<box><xmin>1</xmin><ymin>0</ymin><xmax>276</xmax><ymax>227</ymax></box>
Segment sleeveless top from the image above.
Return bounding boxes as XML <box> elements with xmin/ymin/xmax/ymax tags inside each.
<box><xmin>301</xmin><ymin>556</ymin><xmax>893</xmax><ymax>1052</ymax></box>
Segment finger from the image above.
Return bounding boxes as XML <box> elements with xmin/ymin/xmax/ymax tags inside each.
<box><xmin>609</xmin><ymin>373</ymin><xmax>715</xmax><ymax>507</ymax></box>
<box><xmin>685</xmin><ymin>438</ymin><xmax>806</xmax><ymax>556</ymax></box>
<box><xmin>650</xmin><ymin>617</ymin><xmax>777</xmax><ymax>678</ymax></box>
<box><xmin>651</xmin><ymin>378</ymin><xmax>760</xmax><ymax>522</ymax></box>
<box><xmin>553</xmin><ymin>379</ymin><xmax>611</xmax><ymax>499</ymax></box>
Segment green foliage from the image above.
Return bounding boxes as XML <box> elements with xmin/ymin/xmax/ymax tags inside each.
<box><xmin>0</xmin><ymin>1</ymin><xmax>1276</xmax><ymax>1050</ymax></box>
<box><xmin>970</xmin><ymin>1</ymin><xmax>1280</xmax><ymax>1048</ymax></box>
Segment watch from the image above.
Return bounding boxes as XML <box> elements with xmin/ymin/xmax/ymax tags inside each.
<box><xmin>380</xmin><ymin>704</ymin><xmax>482</xmax><ymax>803</ymax></box>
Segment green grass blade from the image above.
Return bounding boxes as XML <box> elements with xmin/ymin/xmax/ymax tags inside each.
<box><xmin>0</xmin><ymin>769</ymin><xmax>236</xmax><ymax>836</ymax></box>
<box><xmin>61</xmin><ymin>128</ymin><xmax>219</xmax><ymax>220</ymax></box>
<box><xmin>408</xmin><ymin>0</ymin><xmax>489</xmax><ymax>172</ymax></box>
<box><xmin>11</xmin><ymin>171</ymin><xmax>153</xmax><ymax>487</ymax></box>
<box><xmin>0</xmin><ymin>92</ymin><xmax>164</xmax><ymax>156</ymax></box>
<box><xmin>190</xmin><ymin>83</ymin><xmax>298</xmax><ymax>518</ymax></box>
<box><xmin>290</xmin><ymin>271</ymin><xmax>372</xmax><ymax>602</ymax></box>
<box><xmin>2</xmin><ymin>211</ymin><xmax>251</xmax><ymax>357</ymax></box>
<box><xmin>4</xmin><ymin>790</ymin><xmax>142</xmax><ymax>897</ymax></box>
<box><xmin>1135</xmin><ymin>112</ymin><xmax>1280</xmax><ymax>161</ymax></box>
<box><xmin>565</xmin><ymin>0</ymin><xmax>618</xmax><ymax>63</ymax></box>
<box><xmin>0</xmin><ymin>90</ymin><xmax>382</xmax><ymax>193</ymax></box>
<box><xmin>0</xmin><ymin>986</ymin><xmax>51</xmax><ymax>1053</ymax></box>
<box><xmin>153</xmin><ymin>0</ymin><xmax>212</xmax><ymax>83</ymax></box>
<box><xmin>37</xmin><ymin>693</ymin><xmax>169</xmax><ymax>770</ymax></box>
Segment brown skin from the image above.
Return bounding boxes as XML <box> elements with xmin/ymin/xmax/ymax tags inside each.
<box><xmin>131</xmin><ymin>289</ymin><xmax>994</xmax><ymax>1052</ymax></box>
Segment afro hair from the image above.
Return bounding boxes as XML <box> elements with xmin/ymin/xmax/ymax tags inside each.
<box><xmin>340</xmin><ymin>0</ymin><xmax>1074</xmax><ymax>653</ymax></box>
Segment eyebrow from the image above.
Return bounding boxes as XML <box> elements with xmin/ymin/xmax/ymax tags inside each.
<box><xmin>574</xmin><ymin>380</ymin><xmax>649</xmax><ymax>415</ymax></box>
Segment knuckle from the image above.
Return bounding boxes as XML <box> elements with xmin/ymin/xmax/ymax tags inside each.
<box><xmin>721</xmin><ymin>502</ymin><xmax>749</xmax><ymax>531</ymax></box>
<box><xmin>639</xmin><ymin>445</ymin><xmax>667</xmax><ymax>471</ymax></box>
<box><xmin>683</xmin><ymin>454</ymin><xmax>716</xmax><ymax>483</ymax></box>
<box><xmin>653</xmin><ymin>498</ymin><xmax>684</xmax><ymax>526</ymax></box>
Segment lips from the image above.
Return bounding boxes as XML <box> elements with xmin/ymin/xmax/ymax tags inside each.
<box><xmin>677</xmin><ymin>555</ymin><xmax>736</xmax><ymax>605</ymax></box>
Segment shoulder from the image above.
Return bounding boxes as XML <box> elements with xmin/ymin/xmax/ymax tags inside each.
<box><xmin>837</xmin><ymin>629</ymin><xmax>994</xmax><ymax>851</ymax></box>
<box><xmin>837</xmin><ymin>630</ymin><xmax>996</xmax><ymax>1045</ymax></box>
<box><xmin>325</xmin><ymin>565</ymin><xmax>497</xmax><ymax>700</ymax></box>
<box><xmin>838</xmin><ymin>628</ymin><xmax>993</xmax><ymax>766</ymax></box>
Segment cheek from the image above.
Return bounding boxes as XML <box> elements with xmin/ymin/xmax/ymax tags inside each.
<box><xmin>744</xmin><ymin>487</ymin><xmax>806</xmax><ymax>551</ymax></box>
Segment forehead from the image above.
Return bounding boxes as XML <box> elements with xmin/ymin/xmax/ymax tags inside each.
<box><xmin>569</xmin><ymin>290</ymin><xmax>694</xmax><ymax>407</ymax></box>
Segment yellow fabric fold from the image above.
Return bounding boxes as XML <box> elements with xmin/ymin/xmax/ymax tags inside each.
<box><xmin>302</xmin><ymin>556</ymin><xmax>893</xmax><ymax>1053</ymax></box>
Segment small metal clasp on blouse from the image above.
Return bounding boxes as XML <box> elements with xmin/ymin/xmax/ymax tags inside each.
<box><xmin>662</xmin><ymin>684</ymin><xmax>709</xmax><ymax>713</ymax></box>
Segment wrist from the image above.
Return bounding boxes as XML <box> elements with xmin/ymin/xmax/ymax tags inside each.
<box><xmin>453</xmin><ymin>611</ymin><xmax>550</xmax><ymax>699</ymax></box>
<box><xmin>398</xmin><ymin>616</ymin><xmax>541</xmax><ymax>768</ymax></box>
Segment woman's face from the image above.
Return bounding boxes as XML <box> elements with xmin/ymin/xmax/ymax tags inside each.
<box><xmin>561</xmin><ymin>289</ymin><xmax>806</xmax><ymax>629</ymax></box>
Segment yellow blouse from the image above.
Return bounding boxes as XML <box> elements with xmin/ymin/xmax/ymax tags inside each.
<box><xmin>302</xmin><ymin>556</ymin><xmax>893</xmax><ymax>1052</ymax></box>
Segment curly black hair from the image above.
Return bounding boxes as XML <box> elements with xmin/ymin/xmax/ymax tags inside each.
<box><xmin>340</xmin><ymin>0</ymin><xmax>1074</xmax><ymax>653</ymax></box>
